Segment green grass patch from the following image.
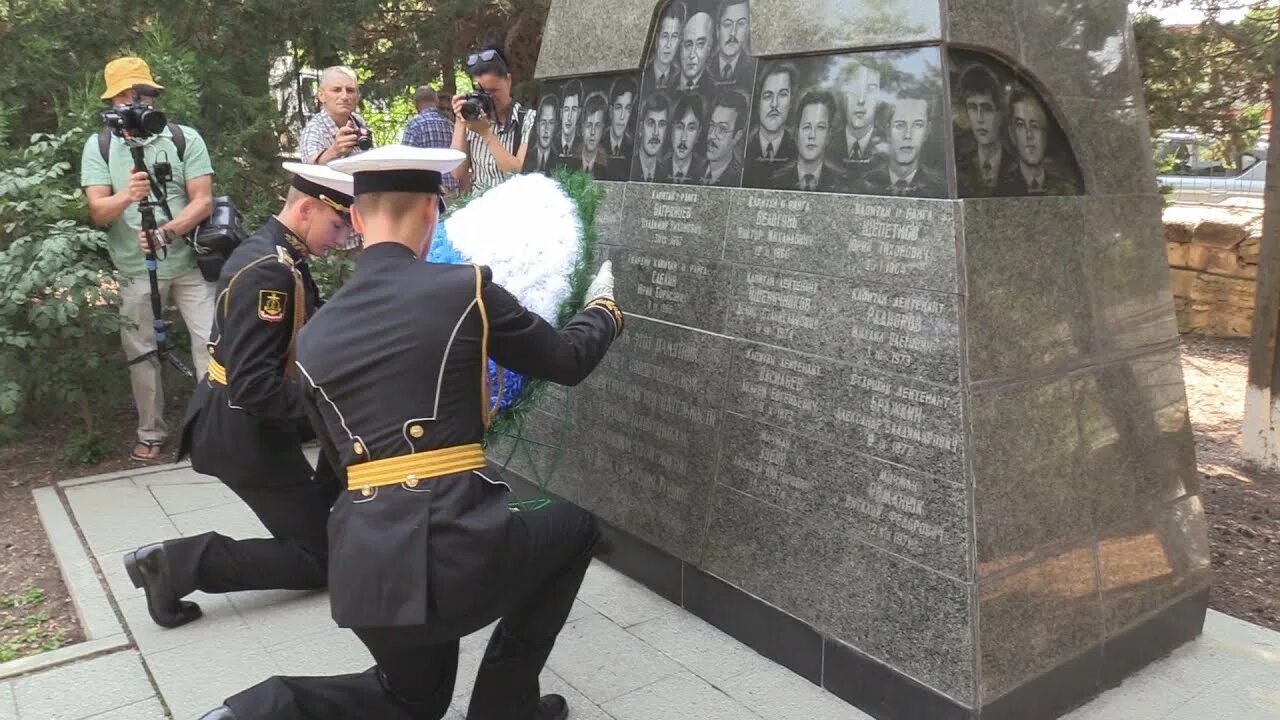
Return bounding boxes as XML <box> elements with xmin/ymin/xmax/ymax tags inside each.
<box><xmin>0</xmin><ymin>587</ymin><xmax>67</xmax><ymax>662</ymax></box>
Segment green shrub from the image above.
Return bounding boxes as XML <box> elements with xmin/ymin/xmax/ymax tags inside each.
<box><xmin>0</xmin><ymin>129</ymin><xmax>125</xmax><ymax>445</ymax></box>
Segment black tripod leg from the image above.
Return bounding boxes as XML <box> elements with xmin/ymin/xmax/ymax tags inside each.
<box><xmin>129</xmin><ymin>146</ymin><xmax>193</xmax><ymax>380</ymax></box>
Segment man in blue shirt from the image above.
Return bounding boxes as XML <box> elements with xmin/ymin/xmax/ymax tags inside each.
<box><xmin>402</xmin><ymin>85</ymin><xmax>463</xmax><ymax>199</ymax></box>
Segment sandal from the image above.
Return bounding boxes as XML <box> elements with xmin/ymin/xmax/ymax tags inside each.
<box><xmin>130</xmin><ymin>440</ymin><xmax>163</xmax><ymax>463</ymax></box>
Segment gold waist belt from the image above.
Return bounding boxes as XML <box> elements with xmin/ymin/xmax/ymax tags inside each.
<box><xmin>208</xmin><ymin>358</ymin><xmax>228</xmax><ymax>385</ymax></box>
<box><xmin>347</xmin><ymin>444</ymin><xmax>487</xmax><ymax>495</ymax></box>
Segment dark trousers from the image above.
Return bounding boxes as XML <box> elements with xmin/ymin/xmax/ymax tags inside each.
<box><xmin>223</xmin><ymin>502</ymin><xmax>600</xmax><ymax>720</ymax></box>
<box><xmin>164</xmin><ymin>452</ymin><xmax>340</xmax><ymax>597</ymax></box>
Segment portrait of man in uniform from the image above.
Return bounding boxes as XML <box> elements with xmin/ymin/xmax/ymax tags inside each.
<box><xmin>558</xmin><ymin>79</ymin><xmax>583</xmax><ymax>162</ymax></box>
<box><xmin>606</xmin><ymin>76</ymin><xmax>637</xmax><ymax>179</ymax></box>
<box><xmin>743</xmin><ymin>61</ymin><xmax>798</xmax><ymax>187</ymax></box>
<box><xmin>829</xmin><ymin>62</ymin><xmax>887</xmax><ymax>190</ymax></box>
<box><xmin>955</xmin><ymin>64</ymin><xmax>1015</xmax><ymax>196</ymax></box>
<box><xmin>678</xmin><ymin>9</ymin><xmax>716</xmax><ymax>94</ymax></box>
<box><xmin>663</xmin><ymin>92</ymin><xmax>707</xmax><ymax>184</ymax></box>
<box><xmin>631</xmin><ymin>92</ymin><xmax>672</xmax><ymax>183</ymax></box>
<box><xmin>771</xmin><ymin>89</ymin><xmax>846</xmax><ymax>192</ymax></box>
<box><xmin>861</xmin><ymin>92</ymin><xmax>945</xmax><ymax>197</ymax></box>
<box><xmin>572</xmin><ymin>92</ymin><xmax>610</xmax><ymax>178</ymax></box>
<box><xmin>998</xmin><ymin>87</ymin><xmax>1072</xmax><ymax>195</ymax></box>
<box><xmin>646</xmin><ymin>1</ymin><xmax>686</xmax><ymax>92</ymax></box>
<box><xmin>711</xmin><ymin>0</ymin><xmax>754</xmax><ymax>88</ymax></box>
<box><xmin>524</xmin><ymin>94</ymin><xmax>560</xmax><ymax>174</ymax></box>
<box><xmin>702</xmin><ymin>90</ymin><xmax>747</xmax><ymax>186</ymax></box>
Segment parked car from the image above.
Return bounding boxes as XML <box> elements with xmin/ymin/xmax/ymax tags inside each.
<box><xmin>1156</xmin><ymin>131</ymin><xmax>1267</xmax><ymax>204</ymax></box>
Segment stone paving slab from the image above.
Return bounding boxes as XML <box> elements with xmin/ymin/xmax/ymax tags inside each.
<box><xmin>7</xmin><ymin>651</ymin><xmax>155</xmax><ymax>720</ymax></box>
<box><xmin>0</xmin><ymin>464</ymin><xmax>1275</xmax><ymax>720</ymax></box>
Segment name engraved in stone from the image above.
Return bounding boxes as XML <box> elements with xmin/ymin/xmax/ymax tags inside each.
<box><xmin>638</xmin><ymin>188</ymin><xmax>704</xmax><ymax>248</ymax></box>
<box><xmin>731</xmin><ymin>348</ymin><xmax>825</xmax><ymax>431</ymax></box>
<box><xmin>847</xmin><ymin>203</ymin><xmax>937</xmax><ymax>277</ymax></box>
<box><xmin>627</xmin><ymin>254</ymin><xmax>712</xmax><ymax>312</ymax></box>
<box><xmin>601</xmin><ymin>376</ymin><xmax>719</xmax><ymax>428</ymax></box>
<box><xmin>587</xmin><ymin>443</ymin><xmax>690</xmax><ymax>505</ymax></box>
<box><xmin>629</xmin><ymin>333</ymin><xmax>705</xmax><ymax>364</ymax></box>
<box><xmin>736</xmin><ymin>195</ymin><xmax>816</xmax><ymax>260</ymax></box>
<box><xmin>841</xmin><ymin>285</ymin><xmax>959</xmax><ymax>382</ymax></box>
<box><xmin>836</xmin><ymin>464</ymin><xmax>950</xmax><ymax>556</ymax></box>
<box><xmin>733</xmin><ymin>270</ymin><xmax>822</xmax><ymax>341</ymax></box>
<box><xmin>835</xmin><ymin>369</ymin><xmax>963</xmax><ymax>477</ymax></box>
<box><xmin>725</xmin><ymin>421</ymin><xmax>814</xmax><ymax>509</ymax></box>
<box><xmin>722</xmin><ymin>413</ymin><xmax>958</xmax><ymax>566</ymax></box>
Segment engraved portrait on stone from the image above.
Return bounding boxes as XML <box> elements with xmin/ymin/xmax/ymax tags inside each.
<box><xmin>860</xmin><ymin>90</ymin><xmax>947</xmax><ymax>197</ymax></box>
<box><xmin>523</xmin><ymin>92</ymin><xmax>559</xmax><ymax>174</ymax></box>
<box><xmin>644</xmin><ymin>1</ymin><xmax>685</xmax><ymax>92</ymax></box>
<box><xmin>677</xmin><ymin>4</ymin><xmax>716</xmax><ymax>94</ymax></box>
<box><xmin>742</xmin><ymin>61</ymin><xmax>798</xmax><ymax>188</ymax></box>
<box><xmin>569</xmin><ymin>91</ymin><xmax>611</xmax><ymax>178</ymax></box>
<box><xmin>710</xmin><ymin>0</ymin><xmax>755</xmax><ymax>91</ymax></box>
<box><xmin>950</xmin><ymin>50</ymin><xmax>1083</xmax><ymax>197</ymax></box>
<box><xmin>556</xmin><ymin>78</ymin><xmax>584</xmax><ymax>164</ymax></box>
<box><xmin>664</xmin><ymin>92</ymin><xmax>708</xmax><ymax>183</ymax></box>
<box><xmin>702</xmin><ymin>89</ymin><xmax>748</xmax><ymax>186</ymax></box>
<box><xmin>746</xmin><ymin>48</ymin><xmax>946</xmax><ymax>197</ymax></box>
<box><xmin>631</xmin><ymin>91</ymin><xmax>672</xmax><ymax>182</ymax></box>
<box><xmin>769</xmin><ymin>88</ymin><xmax>846</xmax><ymax>191</ymax></box>
<box><xmin>605</xmin><ymin>75</ymin><xmax>639</xmax><ymax>179</ymax></box>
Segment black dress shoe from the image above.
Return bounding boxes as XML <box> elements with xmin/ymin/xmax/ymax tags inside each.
<box><xmin>535</xmin><ymin>694</ymin><xmax>569</xmax><ymax>720</ymax></box>
<box><xmin>123</xmin><ymin>543</ymin><xmax>202</xmax><ymax>628</ymax></box>
<box><xmin>197</xmin><ymin>705</ymin><xmax>235</xmax><ymax>720</ymax></box>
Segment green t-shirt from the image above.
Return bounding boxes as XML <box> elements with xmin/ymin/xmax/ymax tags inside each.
<box><xmin>79</xmin><ymin>124</ymin><xmax>215</xmax><ymax>280</ymax></box>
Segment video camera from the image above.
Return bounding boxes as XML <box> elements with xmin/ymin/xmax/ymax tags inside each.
<box><xmin>100</xmin><ymin>92</ymin><xmax>168</xmax><ymax>141</ymax></box>
<box><xmin>460</xmin><ymin>90</ymin><xmax>496</xmax><ymax>122</ymax></box>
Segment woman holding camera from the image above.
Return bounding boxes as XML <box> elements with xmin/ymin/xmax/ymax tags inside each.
<box><xmin>450</xmin><ymin>45</ymin><xmax>536</xmax><ymax>193</ymax></box>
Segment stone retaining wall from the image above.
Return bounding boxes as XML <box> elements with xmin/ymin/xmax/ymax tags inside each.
<box><xmin>1165</xmin><ymin>205</ymin><xmax>1263</xmax><ymax>337</ymax></box>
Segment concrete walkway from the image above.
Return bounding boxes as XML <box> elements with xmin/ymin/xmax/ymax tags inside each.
<box><xmin>1</xmin><ymin>461</ymin><xmax>1277</xmax><ymax>720</ymax></box>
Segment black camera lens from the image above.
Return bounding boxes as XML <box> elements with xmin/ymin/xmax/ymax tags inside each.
<box><xmin>137</xmin><ymin>107</ymin><xmax>168</xmax><ymax>135</ymax></box>
<box><xmin>355</xmin><ymin>129</ymin><xmax>373</xmax><ymax>152</ymax></box>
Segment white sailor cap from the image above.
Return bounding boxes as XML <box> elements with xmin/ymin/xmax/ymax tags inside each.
<box><xmin>329</xmin><ymin>145</ymin><xmax>465</xmax><ymax>212</ymax></box>
<box><xmin>282</xmin><ymin>161</ymin><xmax>355</xmax><ymax>213</ymax></box>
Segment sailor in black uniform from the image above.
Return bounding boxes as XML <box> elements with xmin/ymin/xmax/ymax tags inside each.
<box><xmin>122</xmin><ymin>162</ymin><xmax>354</xmax><ymax>629</ymax></box>
<box><xmin>198</xmin><ymin>145</ymin><xmax>623</xmax><ymax>720</ymax></box>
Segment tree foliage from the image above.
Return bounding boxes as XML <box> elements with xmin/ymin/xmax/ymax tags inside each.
<box><xmin>1134</xmin><ymin>0</ymin><xmax>1277</xmax><ymax>163</ymax></box>
<box><xmin>0</xmin><ymin>129</ymin><xmax>126</xmax><ymax>456</ymax></box>
<box><xmin>0</xmin><ymin>1</ymin><xmax>554</xmax><ymax>444</ymax></box>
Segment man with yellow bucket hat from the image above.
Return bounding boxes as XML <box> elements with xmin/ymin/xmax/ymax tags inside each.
<box><xmin>80</xmin><ymin>56</ymin><xmax>217</xmax><ymax>462</ymax></box>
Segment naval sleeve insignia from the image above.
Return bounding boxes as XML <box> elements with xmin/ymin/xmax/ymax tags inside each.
<box><xmin>258</xmin><ymin>290</ymin><xmax>288</xmax><ymax>322</ymax></box>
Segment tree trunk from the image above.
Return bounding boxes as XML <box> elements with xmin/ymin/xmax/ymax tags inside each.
<box><xmin>1241</xmin><ymin>16</ymin><xmax>1280</xmax><ymax>469</ymax></box>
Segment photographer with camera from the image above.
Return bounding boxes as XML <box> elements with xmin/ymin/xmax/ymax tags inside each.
<box><xmin>450</xmin><ymin>45</ymin><xmax>536</xmax><ymax>193</ymax></box>
<box><xmin>80</xmin><ymin>56</ymin><xmax>216</xmax><ymax>463</ymax></box>
<box><xmin>299</xmin><ymin>66</ymin><xmax>373</xmax><ymax>167</ymax></box>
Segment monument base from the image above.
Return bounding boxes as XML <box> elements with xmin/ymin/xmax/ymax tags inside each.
<box><xmin>502</xmin><ymin>472</ymin><xmax>1207</xmax><ymax>719</ymax></box>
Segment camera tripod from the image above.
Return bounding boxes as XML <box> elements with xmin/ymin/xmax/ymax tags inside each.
<box><xmin>126</xmin><ymin>145</ymin><xmax>194</xmax><ymax>379</ymax></box>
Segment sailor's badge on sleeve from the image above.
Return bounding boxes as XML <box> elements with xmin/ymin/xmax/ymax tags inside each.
<box><xmin>258</xmin><ymin>290</ymin><xmax>288</xmax><ymax>323</ymax></box>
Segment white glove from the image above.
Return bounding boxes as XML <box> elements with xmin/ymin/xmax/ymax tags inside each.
<box><xmin>585</xmin><ymin>260</ymin><xmax>614</xmax><ymax>301</ymax></box>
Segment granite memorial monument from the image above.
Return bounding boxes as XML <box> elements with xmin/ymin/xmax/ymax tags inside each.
<box><xmin>503</xmin><ymin>1</ymin><xmax>1207</xmax><ymax>718</ymax></box>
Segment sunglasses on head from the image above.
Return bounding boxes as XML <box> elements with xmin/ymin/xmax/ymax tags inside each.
<box><xmin>466</xmin><ymin>49</ymin><xmax>501</xmax><ymax>67</ymax></box>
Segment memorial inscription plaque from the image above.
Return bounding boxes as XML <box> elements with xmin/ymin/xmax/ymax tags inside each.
<box><xmin>515</xmin><ymin>1</ymin><xmax>1209</xmax><ymax>718</ymax></box>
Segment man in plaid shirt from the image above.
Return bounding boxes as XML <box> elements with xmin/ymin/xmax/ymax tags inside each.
<box><xmin>401</xmin><ymin>86</ymin><xmax>464</xmax><ymax>198</ymax></box>
<box><xmin>298</xmin><ymin>66</ymin><xmax>370</xmax><ymax>249</ymax></box>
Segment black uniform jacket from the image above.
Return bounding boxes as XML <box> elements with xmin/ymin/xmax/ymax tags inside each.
<box><xmin>294</xmin><ymin>243</ymin><xmax>621</xmax><ymax>631</ymax></box>
<box><xmin>178</xmin><ymin>218</ymin><xmax>321</xmax><ymax>483</ymax></box>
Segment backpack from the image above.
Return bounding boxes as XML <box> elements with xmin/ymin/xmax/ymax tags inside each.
<box><xmin>98</xmin><ymin>122</ymin><xmax>187</xmax><ymax>163</ymax></box>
